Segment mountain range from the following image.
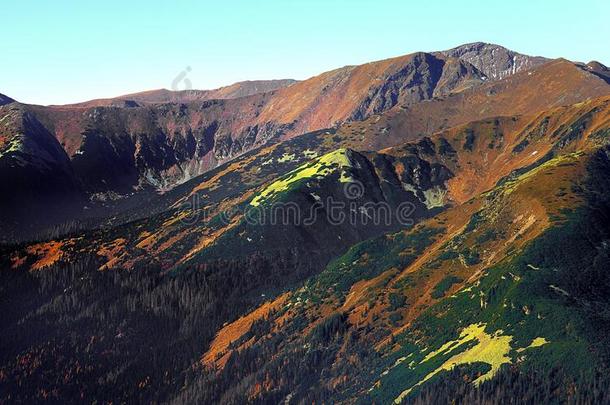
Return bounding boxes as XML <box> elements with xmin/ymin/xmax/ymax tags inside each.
<box><xmin>1</xmin><ymin>42</ymin><xmax>610</xmax><ymax>404</ymax></box>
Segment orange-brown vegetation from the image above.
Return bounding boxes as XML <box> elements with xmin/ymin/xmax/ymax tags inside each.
<box><xmin>26</xmin><ymin>241</ymin><xmax>69</xmax><ymax>271</ymax></box>
<box><xmin>202</xmin><ymin>293</ymin><xmax>290</xmax><ymax>369</ymax></box>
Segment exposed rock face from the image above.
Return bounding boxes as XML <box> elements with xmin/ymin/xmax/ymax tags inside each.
<box><xmin>585</xmin><ymin>60</ymin><xmax>610</xmax><ymax>83</ymax></box>
<box><xmin>338</xmin><ymin>59</ymin><xmax>610</xmax><ymax>154</ymax></box>
<box><xmin>348</xmin><ymin>53</ymin><xmax>485</xmax><ymax>121</ymax></box>
<box><xmin>439</xmin><ymin>42</ymin><xmax>549</xmax><ymax>80</ymax></box>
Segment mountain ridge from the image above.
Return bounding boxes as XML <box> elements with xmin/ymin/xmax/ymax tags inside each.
<box><xmin>60</xmin><ymin>79</ymin><xmax>299</xmax><ymax>108</ymax></box>
<box><xmin>2</xmin><ymin>37</ymin><xmax>610</xmax><ymax>402</ymax></box>
<box><xmin>0</xmin><ymin>93</ymin><xmax>15</xmax><ymax>105</ymax></box>
<box><xmin>439</xmin><ymin>41</ymin><xmax>550</xmax><ymax>79</ymax></box>
<box><xmin>2</xmin><ymin>46</ymin><xmax>609</xmax><ymax>240</ymax></box>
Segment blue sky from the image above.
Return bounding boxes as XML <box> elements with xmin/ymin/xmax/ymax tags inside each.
<box><xmin>3</xmin><ymin>0</ymin><xmax>609</xmax><ymax>105</ymax></box>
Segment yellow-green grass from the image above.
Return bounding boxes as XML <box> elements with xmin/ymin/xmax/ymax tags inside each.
<box><xmin>250</xmin><ymin>148</ymin><xmax>354</xmax><ymax>207</ymax></box>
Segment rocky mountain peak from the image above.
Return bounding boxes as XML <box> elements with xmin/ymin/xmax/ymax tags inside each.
<box><xmin>587</xmin><ymin>60</ymin><xmax>608</xmax><ymax>71</ymax></box>
<box><xmin>438</xmin><ymin>41</ymin><xmax>549</xmax><ymax>80</ymax></box>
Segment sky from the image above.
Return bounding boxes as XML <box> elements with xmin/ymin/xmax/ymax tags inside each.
<box><xmin>3</xmin><ymin>0</ymin><xmax>609</xmax><ymax>105</ymax></box>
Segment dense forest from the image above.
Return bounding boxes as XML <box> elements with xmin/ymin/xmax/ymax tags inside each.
<box><xmin>0</xmin><ymin>249</ymin><xmax>316</xmax><ymax>403</ymax></box>
<box><xmin>2</xmin><ymin>250</ymin><xmax>610</xmax><ymax>404</ymax></box>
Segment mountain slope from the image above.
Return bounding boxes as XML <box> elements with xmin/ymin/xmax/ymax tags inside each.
<box><xmin>0</xmin><ymin>93</ymin><xmax>15</xmax><ymax>106</ymax></box>
<box><xmin>11</xmin><ymin>94</ymin><xmax>609</xmax><ymax>271</ymax></box>
<box><xmin>584</xmin><ymin>60</ymin><xmax>610</xmax><ymax>83</ymax></box>
<box><xmin>3</xmin><ymin>56</ymin><xmax>609</xmax><ymax>241</ymax></box>
<box><xmin>0</xmin><ymin>104</ymin><xmax>84</xmax><ymax>237</ymax></box>
<box><xmin>8</xmin><ymin>52</ymin><xmax>482</xmax><ymax>200</ymax></box>
<box><xmin>186</xmin><ymin>97</ymin><xmax>610</xmax><ymax>403</ymax></box>
<box><xmin>64</xmin><ymin>79</ymin><xmax>298</xmax><ymax>107</ymax></box>
<box><xmin>440</xmin><ymin>42</ymin><xmax>549</xmax><ymax>80</ymax></box>
<box><xmin>335</xmin><ymin>58</ymin><xmax>610</xmax><ymax>153</ymax></box>
<box><xmin>1</xmin><ymin>91</ymin><xmax>610</xmax><ymax>403</ymax></box>
<box><xmin>0</xmin><ymin>49</ymin><xmax>492</xmax><ymax>238</ymax></box>
<box><xmin>6</xmin><ymin>44</ymin><xmax>606</xmax><ymax>244</ymax></box>
<box><xmin>10</xmin><ymin>56</ymin><xmax>608</xmax><ymax>199</ymax></box>
<box><xmin>3</xmin><ymin>45</ymin><xmax>610</xmax><ymax>403</ymax></box>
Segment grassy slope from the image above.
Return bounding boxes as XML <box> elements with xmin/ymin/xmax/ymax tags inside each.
<box><xmin>371</xmin><ymin>149</ymin><xmax>610</xmax><ymax>403</ymax></box>
<box><xmin>194</xmin><ymin>99</ymin><xmax>610</xmax><ymax>403</ymax></box>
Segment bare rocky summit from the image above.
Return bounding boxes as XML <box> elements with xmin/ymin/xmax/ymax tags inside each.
<box><xmin>439</xmin><ymin>41</ymin><xmax>549</xmax><ymax>80</ymax></box>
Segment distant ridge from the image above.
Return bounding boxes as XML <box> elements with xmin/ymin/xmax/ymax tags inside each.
<box><xmin>3</xmin><ymin>42</ymin><xmax>609</xmax><ymax>236</ymax></box>
<box><xmin>61</xmin><ymin>79</ymin><xmax>298</xmax><ymax>107</ymax></box>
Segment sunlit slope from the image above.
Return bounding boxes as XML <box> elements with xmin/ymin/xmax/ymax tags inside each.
<box><xmin>193</xmin><ymin>97</ymin><xmax>610</xmax><ymax>403</ymax></box>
